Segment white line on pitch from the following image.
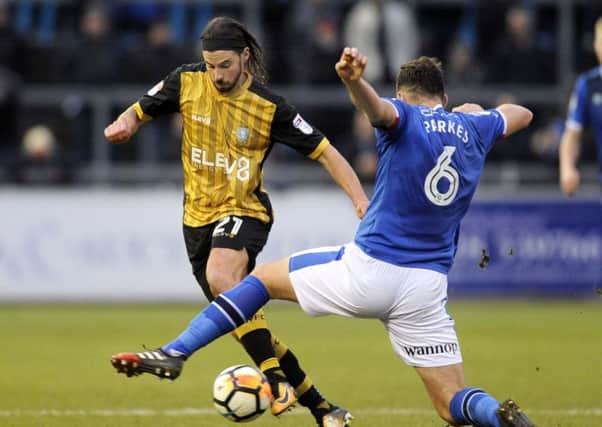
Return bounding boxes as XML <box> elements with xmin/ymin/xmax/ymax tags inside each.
<box><xmin>0</xmin><ymin>408</ymin><xmax>601</xmax><ymax>417</ymax></box>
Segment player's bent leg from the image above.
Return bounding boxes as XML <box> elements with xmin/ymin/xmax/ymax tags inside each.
<box><xmin>200</xmin><ymin>259</ymin><xmax>289</xmax><ymax>400</ymax></box>
<box><xmin>206</xmin><ymin>248</ymin><xmax>297</xmax><ymax>414</ymax></box>
<box><xmin>416</xmin><ymin>364</ymin><xmax>537</xmax><ymax>427</ymax></box>
<box><xmin>231</xmin><ymin>310</ymin><xmax>298</xmax><ymax>416</ymax></box>
<box><xmin>415</xmin><ymin>363</ymin><xmax>466</xmax><ymax>424</ymax></box>
<box><xmin>231</xmin><ymin>310</ymin><xmax>281</xmax><ymax>374</ymax></box>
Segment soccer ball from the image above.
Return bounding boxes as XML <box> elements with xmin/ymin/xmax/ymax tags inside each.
<box><xmin>213</xmin><ymin>364</ymin><xmax>272</xmax><ymax>422</ymax></box>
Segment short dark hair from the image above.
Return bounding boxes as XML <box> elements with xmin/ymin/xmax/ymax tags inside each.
<box><xmin>395</xmin><ymin>56</ymin><xmax>445</xmax><ymax>100</ymax></box>
<box><xmin>201</xmin><ymin>16</ymin><xmax>268</xmax><ymax>84</ymax></box>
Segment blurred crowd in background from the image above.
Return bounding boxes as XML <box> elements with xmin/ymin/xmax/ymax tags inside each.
<box><xmin>0</xmin><ymin>0</ymin><xmax>600</xmax><ymax>186</ymax></box>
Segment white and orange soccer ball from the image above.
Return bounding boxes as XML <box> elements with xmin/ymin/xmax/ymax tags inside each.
<box><xmin>213</xmin><ymin>364</ymin><xmax>272</xmax><ymax>422</ymax></box>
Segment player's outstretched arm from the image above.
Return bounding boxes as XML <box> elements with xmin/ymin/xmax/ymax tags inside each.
<box><xmin>317</xmin><ymin>144</ymin><xmax>369</xmax><ymax>219</ymax></box>
<box><xmin>558</xmin><ymin>127</ymin><xmax>582</xmax><ymax>196</ymax></box>
<box><xmin>104</xmin><ymin>106</ymin><xmax>143</xmax><ymax>144</ymax></box>
<box><xmin>335</xmin><ymin>47</ymin><xmax>397</xmax><ymax>128</ymax></box>
<box><xmin>495</xmin><ymin>104</ymin><xmax>533</xmax><ymax>136</ymax></box>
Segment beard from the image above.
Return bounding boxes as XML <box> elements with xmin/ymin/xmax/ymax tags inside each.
<box><xmin>213</xmin><ymin>67</ymin><xmax>243</xmax><ymax>93</ymax></box>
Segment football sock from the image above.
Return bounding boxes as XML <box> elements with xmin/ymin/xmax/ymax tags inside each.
<box><xmin>449</xmin><ymin>387</ymin><xmax>501</xmax><ymax>427</ymax></box>
<box><xmin>272</xmin><ymin>334</ymin><xmax>327</xmax><ymax>410</ymax></box>
<box><xmin>162</xmin><ymin>275</ymin><xmax>269</xmax><ymax>357</ymax></box>
<box><xmin>232</xmin><ymin>309</ymin><xmax>284</xmax><ymax>379</ymax></box>
<box><xmin>236</xmin><ymin>324</ymin><xmax>287</xmax><ymax>387</ymax></box>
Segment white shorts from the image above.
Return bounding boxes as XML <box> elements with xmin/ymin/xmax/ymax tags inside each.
<box><xmin>288</xmin><ymin>242</ymin><xmax>462</xmax><ymax>368</ymax></box>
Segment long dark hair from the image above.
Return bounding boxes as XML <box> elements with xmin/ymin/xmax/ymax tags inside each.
<box><xmin>201</xmin><ymin>16</ymin><xmax>268</xmax><ymax>84</ymax></box>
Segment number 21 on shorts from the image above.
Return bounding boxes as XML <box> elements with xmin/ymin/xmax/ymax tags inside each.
<box><xmin>213</xmin><ymin>216</ymin><xmax>244</xmax><ymax>237</ymax></box>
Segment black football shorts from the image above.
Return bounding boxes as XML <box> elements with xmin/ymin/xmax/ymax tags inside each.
<box><xmin>183</xmin><ymin>216</ymin><xmax>271</xmax><ymax>301</ymax></box>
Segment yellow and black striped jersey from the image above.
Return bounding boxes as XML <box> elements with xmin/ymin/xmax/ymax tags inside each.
<box><xmin>132</xmin><ymin>62</ymin><xmax>330</xmax><ymax>227</ymax></box>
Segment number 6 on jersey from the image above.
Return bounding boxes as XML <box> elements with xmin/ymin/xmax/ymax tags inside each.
<box><xmin>424</xmin><ymin>146</ymin><xmax>459</xmax><ymax>206</ymax></box>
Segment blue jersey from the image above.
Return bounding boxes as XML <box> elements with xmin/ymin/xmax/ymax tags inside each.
<box><xmin>354</xmin><ymin>99</ymin><xmax>506</xmax><ymax>274</ymax></box>
<box><xmin>566</xmin><ymin>66</ymin><xmax>602</xmax><ymax>177</ymax></box>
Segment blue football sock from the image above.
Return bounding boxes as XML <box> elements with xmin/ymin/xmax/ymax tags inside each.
<box><xmin>449</xmin><ymin>387</ymin><xmax>501</xmax><ymax>427</ymax></box>
<box><xmin>162</xmin><ymin>275</ymin><xmax>270</xmax><ymax>357</ymax></box>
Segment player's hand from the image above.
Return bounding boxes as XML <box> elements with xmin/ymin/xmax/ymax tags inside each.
<box><xmin>355</xmin><ymin>199</ymin><xmax>369</xmax><ymax>219</ymax></box>
<box><xmin>560</xmin><ymin>166</ymin><xmax>580</xmax><ymax>196</ymax></box>
<box><xmin>104</xmin><ymin>117</ymin><xmax>135</xmax><ymax>144</ymax></box>
<box><xmin>335</xmin><ymin>47</ymin><xmax>367</xmax><ymax>82</ymax></box>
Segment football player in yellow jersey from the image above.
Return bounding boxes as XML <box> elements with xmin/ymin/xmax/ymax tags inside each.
<box><xmin>105</xmin><ymin>16</ymin><xmax>367</xmax><ymax>427</ymax></box>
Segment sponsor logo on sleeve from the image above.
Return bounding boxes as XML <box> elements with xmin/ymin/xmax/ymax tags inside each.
<box><xmin>293</xmin><ymin>114</ymin><xmax>313</xmax><ymax>135</ymax></box>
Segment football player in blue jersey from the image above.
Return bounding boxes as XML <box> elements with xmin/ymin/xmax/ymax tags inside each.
<box><xmin>111</xmin><ymin>47</ymin><xmax>535</xmax><ymax>427</ymax></box>
<box><xmin>559</xmin><ymin>17</ymin><xmax>602</xmax><ymax>195</ymax></box>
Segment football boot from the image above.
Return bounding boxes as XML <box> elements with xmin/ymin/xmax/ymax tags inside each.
<box><xmin>497</xmin><ymin>399</ymin><xmax>537</xmax><ymax>427</ymax></box>
<box><xmin>111</xmin><ymin>348</ymin><xmax>185</xmax><ymax>380</ymax></box>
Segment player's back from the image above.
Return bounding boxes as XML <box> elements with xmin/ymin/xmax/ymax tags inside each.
<box><xmin>355</xmin><ymin>99</ymin><xmax>506</xmax><ymax>274</ymax></box>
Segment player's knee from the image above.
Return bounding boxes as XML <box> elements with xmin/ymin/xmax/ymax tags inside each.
<box><xmin>206</xmin><ymin>268</ymin><xmax>237</xmax><ymax>294</ymax></box>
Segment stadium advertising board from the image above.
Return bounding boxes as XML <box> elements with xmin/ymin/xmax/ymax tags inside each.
<box><xmin>449</xmin><ymin>200</ymin><xmax>601</xmax><ymax>297</ymax></box>
<box><xmin>0</xmin><ymin>189</ymin><xmax>599</xmax><ymax>301</ymax></box>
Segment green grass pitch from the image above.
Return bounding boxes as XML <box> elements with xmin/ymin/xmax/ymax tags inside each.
<box><xmin>2</xmin><ymin>301</ymin><xmax>601</xmax><ymax>427</ymax></box>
